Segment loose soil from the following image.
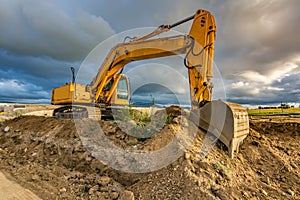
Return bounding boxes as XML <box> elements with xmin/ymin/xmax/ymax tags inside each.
<box><xmin>0</xmin><ymin>112</ymin><xmax>299</xmax><ymax>199</ymax></box>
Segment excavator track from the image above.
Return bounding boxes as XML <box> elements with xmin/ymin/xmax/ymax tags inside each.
<box><xmin>53</xmin><ymin>105</ymin><xmax>102</xmax><ymax>120</ymax></box>
<box><xmin>53</xmin><ymin>106</ymin><xmax>88</xmax><ymax>119</ymax></box>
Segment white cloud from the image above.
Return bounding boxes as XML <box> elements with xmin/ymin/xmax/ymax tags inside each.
<box><xmin>0</xmin><ymin>79</ymin><xmax>49</xmax><ymax>100</ymax></box>
<box><xmin>239</xmin><ymin>71</ymin><xmax>267</xmax><ymax>84</ymax></box>
<box><xmin>265</xmin><ymin>86</ymin><xmax>284</xmax><ymax>91</ymax></box>
<box><xmin>238</xmin><ymin>61</ymin><xmax>298</xmax><ymax>84</ymax></box>
<box><xmin>231</xmin><ymin>81</ymin><xmax>249</xmax><ymax>89</ymax></box>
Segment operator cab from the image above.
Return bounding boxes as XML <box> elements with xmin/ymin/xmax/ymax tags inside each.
<box><xmin>112</xmin><ymin>74</ymin><xmax>130</xmax><ymax>105</ymax></box>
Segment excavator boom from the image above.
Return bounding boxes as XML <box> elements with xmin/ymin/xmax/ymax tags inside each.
<box><xmin>89</xmin><ymin>9</ymin><xmax>216</xmax><ymax>107</ymax></box>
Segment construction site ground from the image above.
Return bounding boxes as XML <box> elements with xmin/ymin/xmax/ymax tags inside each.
<box><xmin>0</xmin><ymin>110</ymin><xmax>299</xmax><ymax>199</ymax></box>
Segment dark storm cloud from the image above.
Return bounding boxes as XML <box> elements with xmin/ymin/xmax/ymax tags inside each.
<box><xmin>196</xmin><ymin>0</ymin><xmax>300</xmax><ymax>74</ymax></box>
<box><xmin>0</xmin><ymin>0</ymin><xmax>115</xmax><ymax>103</ymax></box>
<box><xmin>0</xmin><ymin>49</ymin><xmax>78</xmax><ymax>103</ymax></box>
<box><xmin>0</xmin><ymin>49</ymin><xmax>75</xmax><ymax>81</ymax></box>
<box><xmin>0</xmin><ymin>0</ymin><xmax>114</xmax><ymax>61</ymax></box>
<box><xmin>0</xmin><ymin>0</ymin><xmax>299</xmax><ymax>105</ymax></box>
<box><xmin>105</xmin><ymin>0</ymin><xmax>300</xmax><ymax>106</ymax></box>
<box><xmin>57</xmin><ymin>0</ymin><xmax>181</xmax><ymax>32</ymax></box>
<box><xmin>197</xmin><ymin>0</ymin><xmax>300</xmax><ymax>105</ymax></box>
<box><xmin>132</xmin><ymin>83</ymin><xmax>175</xmax><ymax>95</ymax></box>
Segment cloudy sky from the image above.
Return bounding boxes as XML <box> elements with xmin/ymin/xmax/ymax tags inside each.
<box><xmin>0</xmin><ymin>0</ymin><xmax>299</xmax><ymax>107</ymax></box>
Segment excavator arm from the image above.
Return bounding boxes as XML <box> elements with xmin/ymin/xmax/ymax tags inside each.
<box><xmin>89</xmin><ymin>9</ymin><xmax>216</xmax><ymax>108</ymax></box>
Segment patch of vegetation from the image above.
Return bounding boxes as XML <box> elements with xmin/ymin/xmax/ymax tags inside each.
<box><xmin>14</xmin><ymin>109</ymin><xmax>26</xmax><ymax>117</ymax></box>
<box><xmin>116</xmin><ymin>107</ymin><xmax>174</xmax><ymax>126</ymax></box>
<box><xmin>247</xmin><ymin>108</ymin><xmax>300</xmax><ymax>116</ymax></box>
<box><xmin>114</xmin><ymin>107</ymin><xmax>179</xmax><ymax>138</ymax></box>
<box><xmin>165</xmin><ymin>115</ymin><xmax>174</xmax><ymax>124</ymax></box>
<box><xmin>127</xmin><ymin>139</ymin><xmax>138</xmax><ymax>146</ymax></box>
<box><xmin>129</xmin><ymin>125</ymin><xmax>157</xmax><ymax>139</ymax></box>
<box><xmin>213</xmin><ymin>162</ymin><xmax>233</xmax><ymax>180</ymax></box>
<box><xmin>213</xmin><ymin>162</ymin><xmax>223</xmax><ymax>172</ymax></box>
<box><xmin>81</xmin><ymin>185</ymin><xmax>89</xmax><ymax>193</ymax></box>
<box><xmin>115</xmin><ymin>108</ymin><xmax>151</xmax><ymax>124</ymax></box>
<box><xmin>129</xmin><ymin>109</ymin><xmax>151</xmax><ymax>124</ymax></box>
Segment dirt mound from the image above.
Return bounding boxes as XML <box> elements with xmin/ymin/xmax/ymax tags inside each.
<box><xmin>0</xmin><ymin>115</ymin><xmax>299</xmax><ymax>199</ymax></box>
<box><xmin>250</xmin><ymin>120</ymin><xmax>299</xmax><ymax>136</ymax></box>
<box><xmin>0</xmin><ymin>116</ymin><xmax>128</xmax><ymax>199</ymax></box>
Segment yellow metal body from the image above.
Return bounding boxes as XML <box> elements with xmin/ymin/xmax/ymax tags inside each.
<box><xmin>51</xmin><ymin>83</ymin><xmax>91</xmax><ymax>105</ymax></box>
<box><xmin>51</xmin><ymin>74</ymin><xmax>129</xmax><ymax>106</ymax></box>
<box><xmin>51</xmin><ymin>9</ymin><xmax>249</xmax><ymax>157</ymax></box>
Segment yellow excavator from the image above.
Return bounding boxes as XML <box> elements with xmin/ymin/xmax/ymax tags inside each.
<box><xmin>51</xmin><ymin>9</ymin><xmax>249</xmax><ymax>158</ymax></box>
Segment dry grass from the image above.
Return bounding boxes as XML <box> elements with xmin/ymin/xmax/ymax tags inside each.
<box><xmin>247</xmin><ymin>107</ymin><xmax>300</xmax><ymax>116</ymax></box>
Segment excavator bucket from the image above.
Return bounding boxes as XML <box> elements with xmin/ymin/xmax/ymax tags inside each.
<box><xmin>191</xmin><ymin>100</ymin><xmax>249</xmax><ymax>158</ymax></box>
